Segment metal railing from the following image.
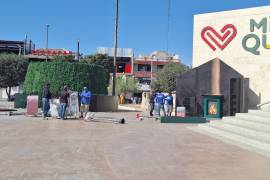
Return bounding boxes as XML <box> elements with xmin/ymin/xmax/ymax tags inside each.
<box><xmin>257</xmin><ymin>101</ymin><xmax>270</xmax><ymax>108</ymax></box>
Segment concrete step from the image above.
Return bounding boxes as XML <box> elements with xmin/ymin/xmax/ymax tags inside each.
<box><xmin>231</xmin><ymin>113</ymin><xmax>270</xmax><ymax>125</ymax></box>
<box><xmin>247</xmin><ymin>110</ymin><xmax>270</xmax><ymax>118</ymax></box>
<box><xmin>221</xmin><ymin>117</ymin><xmax>270</xmax><ymax>133</ymax></box>
<box><xmin>208</xmin><ymin>121</ymin><xmax>270</xmax><ymax>143</ymax></box>
<box><xmin>261</xmin><ymin>106</ymin><xmax>270</xmax><ymax>112</ymax></box>
<box><xmin>195</xmin><ymin>125</ymin><xmax>270</xmax><ymax>157</ymax></box>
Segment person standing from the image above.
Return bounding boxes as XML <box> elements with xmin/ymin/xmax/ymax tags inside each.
<box><xmin>59</xmin><ymin>86</ymin><xmax>70</xmax><ymax>120</ymax></box>
<box><xmin>155</xmin><ymin>91</ymin><xmax>165</xmax><ymax>117</ymax></box>
<box><xmin>149</xmin><ymin>92</ymin><xmax>156</xmax><ymax>116</ymax></box>
<box><xmin>42</xmin><ymin>83</ymin><xmax>52</xmax><ymax>120</ymax></box>
<box><xmin>80</xmin><ymin>87</ymin><xmax>92</xmax><ymax>118</ymax></box>
<box><xmin>165</xmin><ymin>92</ymin><xmax>174</xmax><ymax>116</ymax></box>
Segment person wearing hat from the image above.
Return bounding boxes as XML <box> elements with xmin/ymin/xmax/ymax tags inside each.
<box><xmin>80</xmin><ymin>87</ymin><xmax>92</xmax><ymax>118</ymax></box>
<box><xmin>59</xmin><ymin>85</ymin><xmax>70</xmax><ymax>120</ymax></box>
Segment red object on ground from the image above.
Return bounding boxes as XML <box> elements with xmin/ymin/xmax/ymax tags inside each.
<box><xmin>26</xmin><ymin>96</ymin><xmax>39</xmax><ymax>116</ymax></box>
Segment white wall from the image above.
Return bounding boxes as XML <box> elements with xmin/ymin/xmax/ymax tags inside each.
<box><xmin>0</xmin><ymin>86</ymin><xmax>22</xmax><ymax>99</ymax></box>
<box><xmin>193</xmin><ymin>5</ymin><xmax>270</xmax><ymax>104</ymax></box>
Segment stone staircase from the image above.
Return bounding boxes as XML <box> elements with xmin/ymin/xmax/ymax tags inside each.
<box><xmin>191</xmin><ymin>107</ymin><xmax>270</xmax><ymax>157</ymax></box>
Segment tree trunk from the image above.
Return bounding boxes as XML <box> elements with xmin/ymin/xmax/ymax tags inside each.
<box><xmin>6</xmin><ymin>87</ymin><xmax>11</xmax><ymax>101</ymax></box>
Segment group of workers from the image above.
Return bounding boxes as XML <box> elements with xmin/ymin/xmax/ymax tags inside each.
<box><xmin>42</xmin><ymin>83</ymin><xmax>92</xmax><ymax>120</ymax></box>
<box><xmin>149</xmin><ymin>91</ymin><xmax>174</xmax><ymax>117</ymax></box>
<box><xmin>42</xmin><ymin>83</ymin><xmax>173</xmax><ymax>120</ymax></box>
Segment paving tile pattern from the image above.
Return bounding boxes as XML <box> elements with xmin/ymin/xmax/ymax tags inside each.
<box><xmin>0</xmin><ymin>111</ymin><xmax>270</xmax><ymax>180</ymax></box>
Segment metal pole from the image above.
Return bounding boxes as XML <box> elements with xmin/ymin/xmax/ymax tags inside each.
<box><xmin>77</xmin><ymin>38</ymin><xmax>80</xmax><ymax>61</ymax></box>
<box><xmin>112</xmin><ymin>0</ymin><xmax>119</xmax><ymax>96</ymax></box>
<box><xmin>24</xmin><ymin>34</ymin><xmax>27</xmax><ymax>56</ymax></box>
<box><xmin>46</xmin><ymin>25</ymin><xmax>50</xmax><ymax>62</ymax></box>
<box><xmin>166</xmin><ymin>0</ymin><xmax>171</xmax><ymax>56</ymax></box>
<box><xmin>150</xmin><ymin>59</ymin><xmax>153</xmax><ymax>83</ymax></box>
<box><xmin>18</xmin><ymin>45</ymin><xmax>21</xmax><ymax>56</ymax></box>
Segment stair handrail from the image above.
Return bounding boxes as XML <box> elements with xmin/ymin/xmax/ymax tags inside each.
<box><xmin>257</xmin><ymin>100</ymin><xmax>270</xmax><ymax>108</ymax></box>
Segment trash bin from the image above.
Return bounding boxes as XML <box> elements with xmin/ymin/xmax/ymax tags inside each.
<box><xmin>14</xmin><ymin>93</ymin><xmax>27</xmax><ymax>108</ymax></box>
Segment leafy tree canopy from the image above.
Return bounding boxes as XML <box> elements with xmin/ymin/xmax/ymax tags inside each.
<box><xmin>108</xmin><ymin>75</ymin><xmax>139</xmax><ymax>95</ymax></box>
<box><xmin>81</xmin><ymin>53</ymin><xmax>112</xmax><ymax>72</ymax></box>
<box><xmin>52</xmin><ymin>55</ymin><xmax>75</xmax><ymax>62</ymax></box>
<box><xmin>0</xmin><ymin>53</ymin><xmax>29</xmax><ymax>100</ymax></box>
<box><xmin>151</xmin><ymin>62</ymin><xmax>190</xmax><ymax>92</ymax></box>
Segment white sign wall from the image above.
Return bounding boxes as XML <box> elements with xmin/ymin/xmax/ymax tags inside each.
<box><xmin>193</xmin><ymin>5</ymin><xmax>270</xmax><ymax>104</ymax></box>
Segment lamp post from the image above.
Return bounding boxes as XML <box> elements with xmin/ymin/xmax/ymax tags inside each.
<box><xmin>112</xmin><ymin>0</ymin><xmax>119</xmax><ymax>96</ymax></box>
<box><xmin>46</xmin><ymin>24</ymin><xmax>50</xmax><ymax>62</ymax></box>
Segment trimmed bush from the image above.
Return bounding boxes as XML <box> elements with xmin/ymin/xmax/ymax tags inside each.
<box><xmin>24</xmin><ymin>62</ymin><xmax>108</xmax><ymax>96</ymax></box>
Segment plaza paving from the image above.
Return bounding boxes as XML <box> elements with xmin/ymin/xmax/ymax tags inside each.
<box><xmin>0</xmin><ymin>102</ymin><xmax>270</xmax><ymax>179</ymax></box>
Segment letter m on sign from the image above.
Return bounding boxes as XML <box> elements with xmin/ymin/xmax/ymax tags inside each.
<box><xmin>250</xmin><ymin>18</ymin><xmax>267</xmax><ymax>33</ymax></box>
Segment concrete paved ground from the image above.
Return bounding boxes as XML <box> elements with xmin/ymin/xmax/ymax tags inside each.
<box><xmin>0</xmin><ymin>108</ymin><xmax>270</xmax><ymax>179</ymax></box>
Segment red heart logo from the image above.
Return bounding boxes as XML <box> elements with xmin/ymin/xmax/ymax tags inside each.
<box><xmin>201</xmin><ymin>24</ymin><xmax>237</xmax><ymax>51</ymax></box>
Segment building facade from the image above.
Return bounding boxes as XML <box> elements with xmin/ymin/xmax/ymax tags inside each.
<box><xmin>193</xmin><ymin>5</ymin><xmax>270</xmax><ymax>108</ymax></box>
<box><xmin>97</xmin><ymin>47</ymin><xmax>133</xmax><ymax>75</ymax></box>
<box><xmin>97</xmin><ymin>48</ymin><xmax>181</xmax><ymax>92</ymax></box>
<box><xmin>134</xmin><ymin>51</ymin><xmax>180</xmax><ymax>91</ymax></box>
<box><xmin>0</xmin><ymin>40</ymin><xmax>35</xmax><ymax>55</ymax></box>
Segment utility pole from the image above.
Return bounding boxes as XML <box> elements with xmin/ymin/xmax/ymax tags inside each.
<box><xmin>77</xmin><ymin>38</ymin><xmax>80</xmax><ymax>61</ymax></box>
<box><xmin>112</xmin><ymin>0</ymin><xmax>119</xmax><ymax>96</ymax></box>
<box><xmin>46</xmin><ymin>24</ymin><xmax>50</xmax><ymax>62</ymax></box>
<box><xmin>166</xmin><ymin>0</ymin><xmax>171</xmax><ymax>59</ymax></box>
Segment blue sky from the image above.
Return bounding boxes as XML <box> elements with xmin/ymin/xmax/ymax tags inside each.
<box><xmin>1</xmin><ymin>0</ymin><xmax>270</xmax><ymax>65</ymax></box>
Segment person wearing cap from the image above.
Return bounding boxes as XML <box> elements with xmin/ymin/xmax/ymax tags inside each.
<box><xmin>59</xmin><ymin>86</ymin><xmax>70</xmax><ymax>120</ymax></box>
<box><xmin>165</xmin><ymin>92</ymin><xmax>174</xmax><ymax>116</ymax></box>
<box><xmin>42</xmin><ymin>83</ymin><xmax>52</xmax><ymax>120</ymax></box>
<box><xmin>80</xmin><ymin>87</ymin><xmax>92</xmax><ymax>118</ymax></box>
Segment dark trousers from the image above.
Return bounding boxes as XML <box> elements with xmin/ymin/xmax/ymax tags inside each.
<box><xmin>60</xmin><ymin>103</ymin><xmax>67</xmax><ymax>119</ymax></box>
<box><xmin>150</xmin><ymin>103</ymin><xmax>155</xmax><ymax>116</ymax></box>
<box><xmin>42</xmin><ymin>98</ymin><xmax>50</xmax><ymax>118</ymax></box>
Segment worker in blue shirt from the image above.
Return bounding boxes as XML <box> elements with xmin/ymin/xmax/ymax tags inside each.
<box><xmin>155</xmin><ymin>91</ymin><xmax>165</xmax><ymax>117</ymax></box>
<box><xmin>165</xmin><ymin>92</ymin><xmax>174</xmax><ymax>116</ymax></box>
<box><xmin>80</xmin><ymin>87</ymin><xmax>92</xmax><ymax>118</ymax></box>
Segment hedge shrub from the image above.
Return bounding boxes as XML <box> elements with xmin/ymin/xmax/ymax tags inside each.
<box><xmin>24</xmin><ymin>62</ymin><xmax>109</xmax><ymax>96</ymax></box>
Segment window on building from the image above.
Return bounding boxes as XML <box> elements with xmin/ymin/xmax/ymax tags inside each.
<box><xmin>157</xmin><ymin>65</ymin><xmax>164</xmax><ymax>71</ymax></box>
<box><xmin>138</xmin><ymin>64</ymin><xmax>151</xmax><ymax>72</ymax></box>
<box><xmin>117</xmin><ymin>63</ymin><xmax>125</xmax><ymax>73</ymax></box>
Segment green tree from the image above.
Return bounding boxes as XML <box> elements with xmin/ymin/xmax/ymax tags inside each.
<box><xmin>52</xmin><ymin>55</ymin><xmax>75</xmax><ymax>62</ymax></box>
<box><xmin>0</xmin><ymin>54</ymin><xmax>29</xmax><ymax>100</ymax></box>
<box><xmin>108</xmin><ymin>75</ymin><xmax>138</xmax><ymax>95</ymax></box>
<box><xmin>82</xmin><ymin>53</ymin><xmax>111</xmax><ymax>84</ymax></box>
<box><xmin>82</xmin><ymin>53</ymin><xmax>111</xmax><ymax>71</ymax></box>
<box><xmin>151</xmin><ymin>62</ymin><xmax>189</xmax><ymax>92</ymax></box>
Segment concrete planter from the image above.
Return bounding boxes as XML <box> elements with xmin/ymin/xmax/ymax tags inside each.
<box><xmin>90</xmin><ymin>95</ymin><xmax>119</xmax><ymax>112</ymax></box>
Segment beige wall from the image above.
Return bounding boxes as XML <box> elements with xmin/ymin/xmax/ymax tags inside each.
<box><xmin>193</xmin><ymin>5</ymin><xmax>270</xmax><ymax>104</ymax></box>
